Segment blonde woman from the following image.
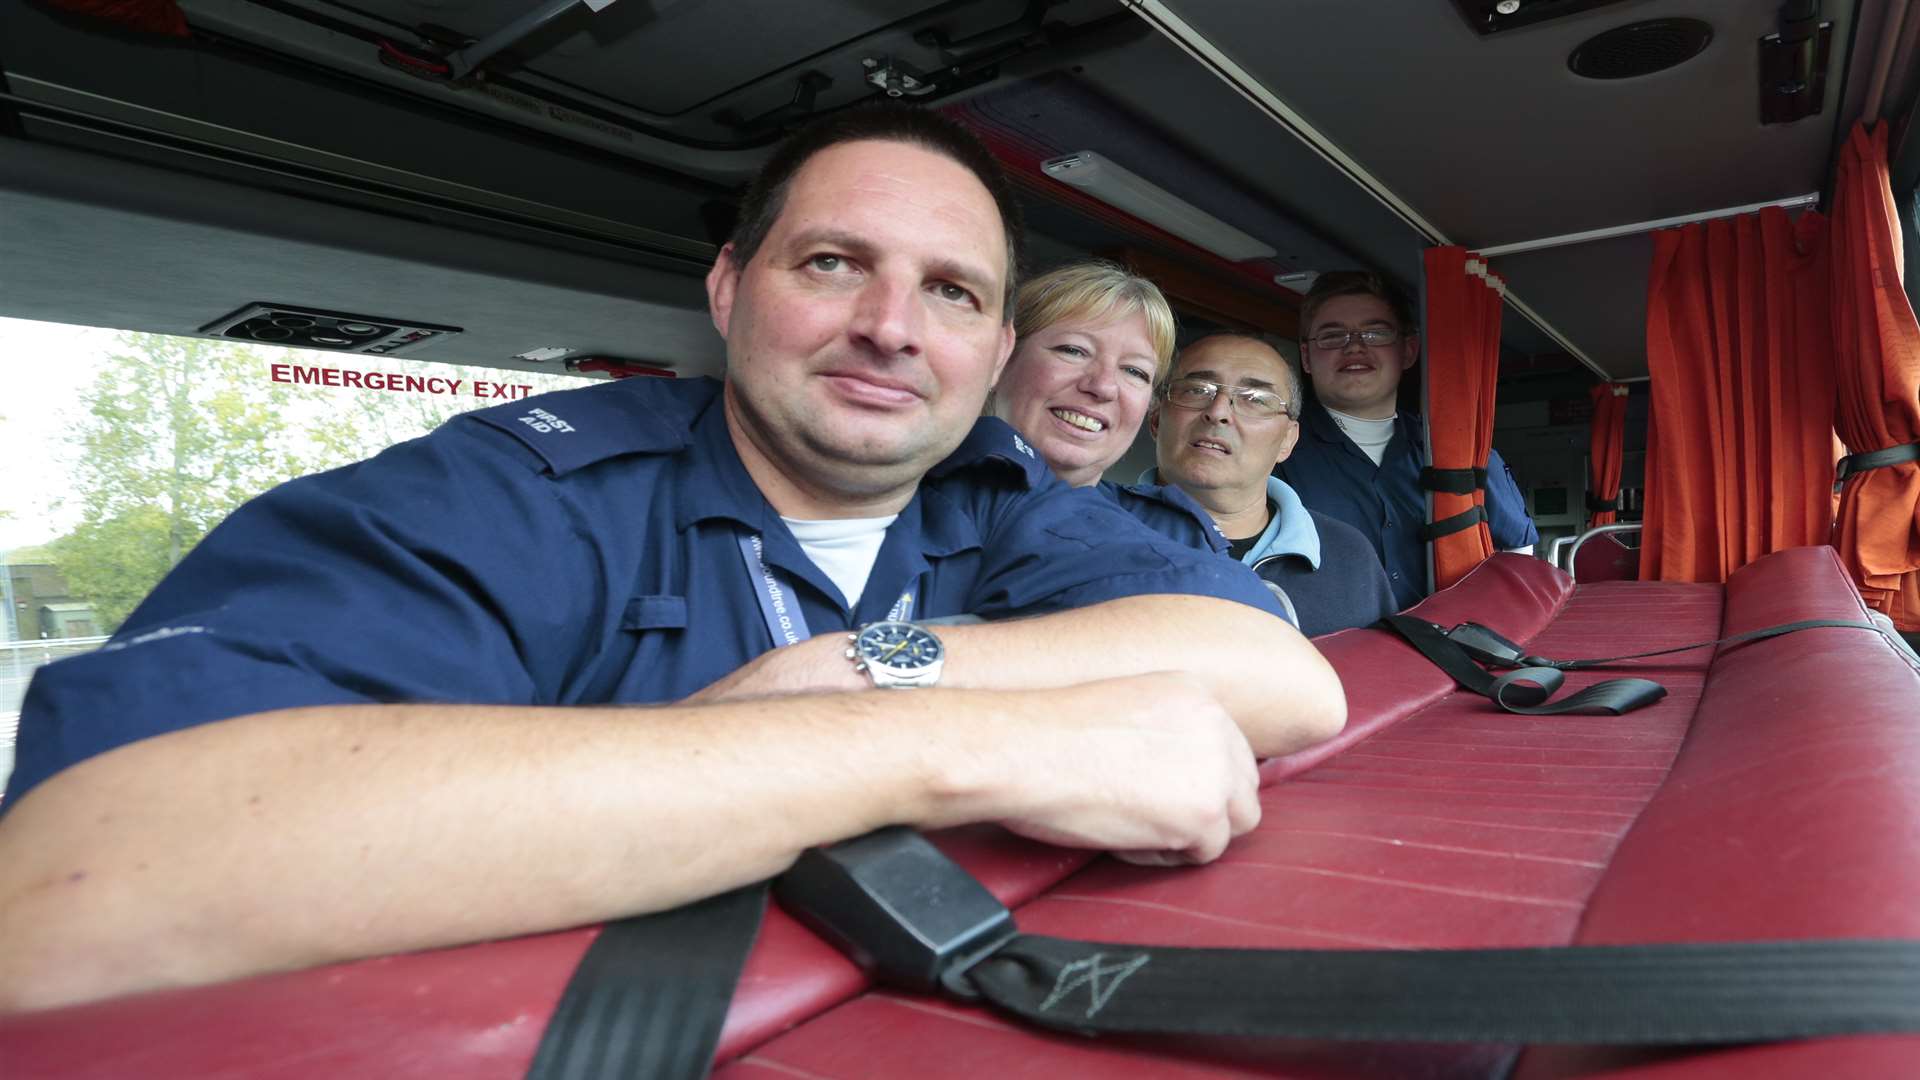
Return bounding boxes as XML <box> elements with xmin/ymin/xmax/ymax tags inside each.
<box><xmin>992</xmin><ymin>260</ymin><xmax>1227</xmax><ymax>552</ymax></box>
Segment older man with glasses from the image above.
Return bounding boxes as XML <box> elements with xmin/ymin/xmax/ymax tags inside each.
<box><xmin>1144</xmin><ymin>333</ymin><xmax>1396</xmax><ymax>637</ymax></box>
<box><xmin>1279</xmin><ymin>272</ymin><xmax>1537</xmax><ymax>611</ymax></box>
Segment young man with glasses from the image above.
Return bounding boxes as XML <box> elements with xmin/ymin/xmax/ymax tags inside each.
<box><xmin>1279</xmin><ymin>272</ymin><xmax>1537</xmax><ymax>611</ymax></box>
<box><xmin>1145</xmin><ymin>334</ymin><xmax>1395</xmax><ymax>637</ymax></box>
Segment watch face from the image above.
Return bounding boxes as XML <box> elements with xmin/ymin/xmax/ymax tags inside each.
<box><xmin>855</xmin><ymin>622</ymin><xmax>943</xmax><ymax>671</ymax></box>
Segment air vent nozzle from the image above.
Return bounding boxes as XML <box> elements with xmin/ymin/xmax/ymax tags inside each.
<box><xmin>200</xmin><ymin>304</ymin><xmax>462</xmax><ymax>355</ymax></box>
<box><xmin>1569</xmin><ymin>18</ymin><xmax>1713</xmax><ymax>80</ymax></box>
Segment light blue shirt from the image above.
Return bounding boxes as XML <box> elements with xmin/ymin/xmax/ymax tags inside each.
<box><xmin>1138</xmin><ymin>470</ymin><xmax>1320</xmax><ymax>568</ymax></box>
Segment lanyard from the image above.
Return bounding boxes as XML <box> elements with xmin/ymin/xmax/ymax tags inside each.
<box><xmin>737</xmin><ymin>530</ymin><xmax>918</xmax><ymax>649</ymax></box>
<box><xmin>738</xmin><ymin>532</ymin><xmax>811</xmax><ymax>647</ymax></box>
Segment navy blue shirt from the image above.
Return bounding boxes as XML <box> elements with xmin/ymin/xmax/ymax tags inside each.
<box><xmin>1277</xmin><ymin>400</ymin><xmax>1537</xmax><ymax>611</ymax></box>
<box><xmin>1098</xmin><ymin>480</ymin><xmax>1229</xmax><ymax>556</ymax></box>
<box><xmin>9</xmin><ymin>377</ymin><xmax>1282</xmax><ymax>806</ymax></box>
<box><xmin>1117</xmin><ymin>471</ymin><xmax>1394</xmax><ymax>638</ymax></box>
<box><xmin>1249</xmin><ymin>510</ymin><xmax>1398</xmax><ymax>638</ymax></box>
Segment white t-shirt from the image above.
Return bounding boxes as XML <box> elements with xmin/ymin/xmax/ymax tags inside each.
<box><xmin>783</xmin><ymin>514</ymin><xmax>898</xmax><ymax>610</ymax></box>
<box><xmin>1326</xmin><ymin>407</ymin><xmax>1397</xmax><ymax>466</ymax></box>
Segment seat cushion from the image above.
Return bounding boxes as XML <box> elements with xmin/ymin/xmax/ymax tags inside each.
<box><xmin>8</xmin><ymin>549</ymin><xmax>1918</xmax><ymax>1080</ymax></box>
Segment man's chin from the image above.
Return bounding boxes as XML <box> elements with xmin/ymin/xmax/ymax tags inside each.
<box><xmin>800</xmin><ymin>428</ymin><xmax>962</xmax><ymax>487</ymax></box>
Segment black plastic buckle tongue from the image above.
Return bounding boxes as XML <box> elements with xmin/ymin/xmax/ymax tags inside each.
<box><xmin>775</xmin><ymin>827</ymin><xmax>1019</xmax><ymax>1001</ymax></box>
<box><xmin>1448</xmin><ymin>622</ymin><xmax>1553</xmax><ymax>668</ymax></box>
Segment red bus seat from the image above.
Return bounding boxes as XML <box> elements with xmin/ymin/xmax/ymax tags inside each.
<box><xmin>6</xmin><ymin>548</ymin><xmax>1918</xmax><ymax>1079</ymax></box>
<box><xmin>1571</xmin><ymin>527</ymin><xmax>1643</xmax><ymax>583</ymax></box>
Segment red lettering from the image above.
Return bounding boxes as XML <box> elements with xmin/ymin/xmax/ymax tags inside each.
<box><xmin>474</xmin><ymin>382</ymin><xmax>493</xmax><ymax>399</ymax></box>
<box><xmin>516</xmin><ymin>385</ymin><xmax>533</xmax><ymax>399</ymax></box>
<box><xmin>293</xmin><ymin>366</ymin><xmax>322</xmax><ymax>385</ymax></box>
<box><xmin>402</xmin><ymin>375</ymin><xmax>423</xmax><ymax>394</ymax></box>
<box><xmin>270</xmin><ymin>363</ymin><xmax>291</xmax><ymax>384</ymax></box>
<box><xmin>342</xmin><ymin>370</ymin><xmax>364</xmax><ymax>389</ymax></box>
<box><xmin>447</xmin><ymin>380</ymin><xmax>463</xmax><ymax>395</ymax></box>
<box><xmin>322</xmin><ymin>368</ymin><xmax>341</xmax><ymax>387</ymax></box>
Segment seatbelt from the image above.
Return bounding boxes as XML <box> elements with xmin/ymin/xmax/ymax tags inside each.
<box><xmin>523</xmin><ymin>620</ymin><xmax>1902</xmax><ymax>1072</ymax></box>
<box><xmin>526</xmin><ymin>828</ymin><xmax>1920</xmax><ymax>1078</ymax></box>
<box><xmin>1380</xmin><ymin>615</ymin><xmax>1888</xmax><ymax>715</ymax></box>
<box><xmin>786</xmin><ymin>830</ymin><xmax>1920</xmax><ymax>1045</ymax></box>
<box><xmin>525</xmin><ymin>885</ymin><xmax>766</xmax><ymax>1080</ymax></box>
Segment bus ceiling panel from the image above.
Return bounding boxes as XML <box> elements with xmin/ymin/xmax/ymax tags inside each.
<box><xmin>1489</xmin><ymin>232</ymin><xmax>1658</xmax><ymax>382</ymax></box>
<box><xmin>0</xmin><ymin>140</ymin><xmax>725</xmax><ymax>378</ymax></box>
<box><xmin>1496</xmin><ymin>301</ymin><xmax>1568</xmax><ymax>363</ymax></box>
<box><xmin>1146</xmin><ymin>0</ymin><xmax>1853</xmax><ymax>252</ymax></box>
<box><xmin>1047</xmin><ymin>17</ymin><xmax>1433</xmax><ymax>292</ymax></box>
<box><xmin>951</xmin><ymin>74</ymin><xmax>1370</xmax><ymax>285</ymax></box>
<box><xmin>298</xmin><ymin>0</ymin><xmax>1012</xmax><ymax>114</ymax></box>
<box><xmin>172</xmin><ymin>0</ymin><xmax>1135</xmax><ymax>151</ymax></box>
<box><xmin>1053</xmin><ymin>20</ymin><xmax>1582</xmax><ymax>365</ymax></box>
<box><xmin>1</xmin><ymin>1</ymin><xmax>735</xmax><ymax>250</ymax></box>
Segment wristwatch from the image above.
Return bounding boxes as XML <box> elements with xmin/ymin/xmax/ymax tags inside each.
<box><xmin>846</xmin><ymin>620</ymin><xmax>945</xmax><ymax>689</ymax></box>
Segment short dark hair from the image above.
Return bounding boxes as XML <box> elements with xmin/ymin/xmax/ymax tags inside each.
<box><xmin>1167</xmin><ymin>332</ymin><xmax>1303</xmax><ymax>419</ymax></box>
<box><xmin>727</xmin><ymin>104</ymin><xmax>1025</xmax><ymax>319</ymax></box>
<box><xmin>1299</xmin><ymin>271</ymin><xmax>1415</xmax><ymax>337</ymax></box>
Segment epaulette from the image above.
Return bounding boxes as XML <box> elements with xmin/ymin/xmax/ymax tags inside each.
<box><xmin>465</xmin><ymin>376</ymin><xmax>721</xmax><ymax>475</ymax></box>
<box><xmin>926</xmin><ymin>416</ymin><xmax>1053</xmax><ymax>489</ymax></box>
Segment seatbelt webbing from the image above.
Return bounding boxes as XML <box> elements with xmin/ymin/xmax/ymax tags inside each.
<box><xmin>1382</xmin><ymin>614</ymin><xmax>1666</xmax><ymax>714</ymax></box>
<box><xmin>1379</xmin><ymin>615</ymin><xmax>1888</xmax><ymax>716</ymax></box>
<box><xmin>525</xmin><ymin>884</ymin><xmax>766</xmax><ymax>1080</ymax></box>
<box><xmin>970</xmin><ymin>935</ymin><xmax>1920</xmax><ymax>1044</ymax></box>
<box><xmin>530</xmin><ymin>826</ymin><xmax>1920</xmax><ymax>1077</ymax></box>
<box><xmin>1529</xmin><ymin>618</ymin><xmax>1883</xmax><ymax>670</ymax></box>
<box><xmin>523</xmin><ymin>615</ymin><xmax>1903</xmax><ymax>1070</ymax></box>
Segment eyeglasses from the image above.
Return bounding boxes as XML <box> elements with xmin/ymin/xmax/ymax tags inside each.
<box><xmin>1309</xmin><ymin>327</ymin><xmax>1401</xmax><ymax>351</ymax></box>
<box><xmin>1161</xmin><ymin>377</ymin><xmax>1295</xmax><ymax>420</ymax></box>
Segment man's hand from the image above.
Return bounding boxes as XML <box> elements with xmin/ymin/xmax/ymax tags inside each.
<box><xmin>687</xmin><ymin>596</ymin><xmax>1346</xmax><ymax>761</ymax></box>
<box><xmin>931</xmin><ymin>672</ymin><xmax>1262</xmax><ymax>865</ymax></box>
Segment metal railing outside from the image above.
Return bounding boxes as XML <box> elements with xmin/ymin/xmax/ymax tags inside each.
<box><xmin>2</xmin><ymin>636</ymin><xmax>109</xmax><ymax>795</ymax></box>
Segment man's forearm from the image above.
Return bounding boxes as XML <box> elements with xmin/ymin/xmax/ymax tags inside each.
<box><xmin>704</xmin><ymin>595</ymin><xmax>1345</xmax><ymax>757</ymax></box>
<box><xmin>0</xmin><ymin>696</ymin><xmax>965</xmax><ymax>1011</ymax></box>
<box><xmin>940</xmin><ymin>595</ymin><xmax>1345</xmax><ymax>756</ymax></box>
<box><xmin>0</xmin><ymin>671</ymin><xmax>1265</xmax><ymax>1012</ymax></box>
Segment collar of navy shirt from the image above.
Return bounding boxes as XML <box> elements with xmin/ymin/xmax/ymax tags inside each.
<box><xmin>1300</xmin><ymin>398</ymin><xmax>1420</xmax><ymax>471</ymax></box>
<box><xmin>668</xmin><ymin>379</ymin><xmax>1048</xmax><ymax>619</ymax></box>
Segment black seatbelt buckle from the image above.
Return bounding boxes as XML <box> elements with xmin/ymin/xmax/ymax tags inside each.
<box><xmin>775</xmin><ymin>827</ymin><xmax>1018</xmax><ymax>1000</ymax></box>
<box><xmin>1447</xmin><ymin>622</ymin><xmax>1545</xmax><ymax>668</ymax></box>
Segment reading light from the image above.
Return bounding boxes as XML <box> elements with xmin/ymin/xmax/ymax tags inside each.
<box><xmin>1041</xmin><ymin>152</ymin><xmax>1277</xmax><ymax>262</ymax></box>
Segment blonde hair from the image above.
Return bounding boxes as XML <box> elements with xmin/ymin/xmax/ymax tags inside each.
<box><xmin>1012</xmin><ymin>260</ymin><xmax>1178</xmax><ymax>382</ymax></box>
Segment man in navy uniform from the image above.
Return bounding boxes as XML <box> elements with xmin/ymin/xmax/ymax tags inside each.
<box><xmin>1278</xmin><ymin>271</ymin><xmax>1537</xmax><ymax>610</ymax></box>
<box><xmin>0</xmin><ymin>107</ymin><xmax>1343</xmax><ymax>1010</ymax></box>
<box><xmin>1147</xmin><ymin>334</ymin><xmax>1396</xmax><ymax>637</ymax></box>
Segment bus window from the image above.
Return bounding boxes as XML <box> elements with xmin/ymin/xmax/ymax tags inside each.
<box><xmin>0</xmin><ymin>316</ymin><xmax>597</xmax><ymax>790</ymax></box>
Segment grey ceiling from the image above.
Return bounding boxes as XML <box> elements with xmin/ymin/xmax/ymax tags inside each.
<box><xmin>0</xmin><ymin>0</ymin><xmax>1882</xmax><ymax>385</ymax></box>
<box><xmin>1153</xmin><ymin>0</ymin><xmax>1859</xmax><ymax>379</ymax></box>
<box><xmin>0</xmin><ymin>139</ymin><xmax>724</xmax><ymax>378</ymax></box>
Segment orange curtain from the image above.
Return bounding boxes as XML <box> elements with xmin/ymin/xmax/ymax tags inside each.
<box><xmin>1641</xmin><ymin>206</ymin><xmax>1835</xmax><ymax>583</ymax></box>
<box><xmin>1424</xmin><ymin>246</ymin><xmax>1502</xmax><ymax>590</ymax></box>
<box><xmin>1587</xmin><ymin>383</ymin><xmax>1629</xmax><ymax>528</ymax></box>
<box><xmin>1830</xmin><ymin>121</ymin><xmax>1920</xmax><ymax>632</ymax></box>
